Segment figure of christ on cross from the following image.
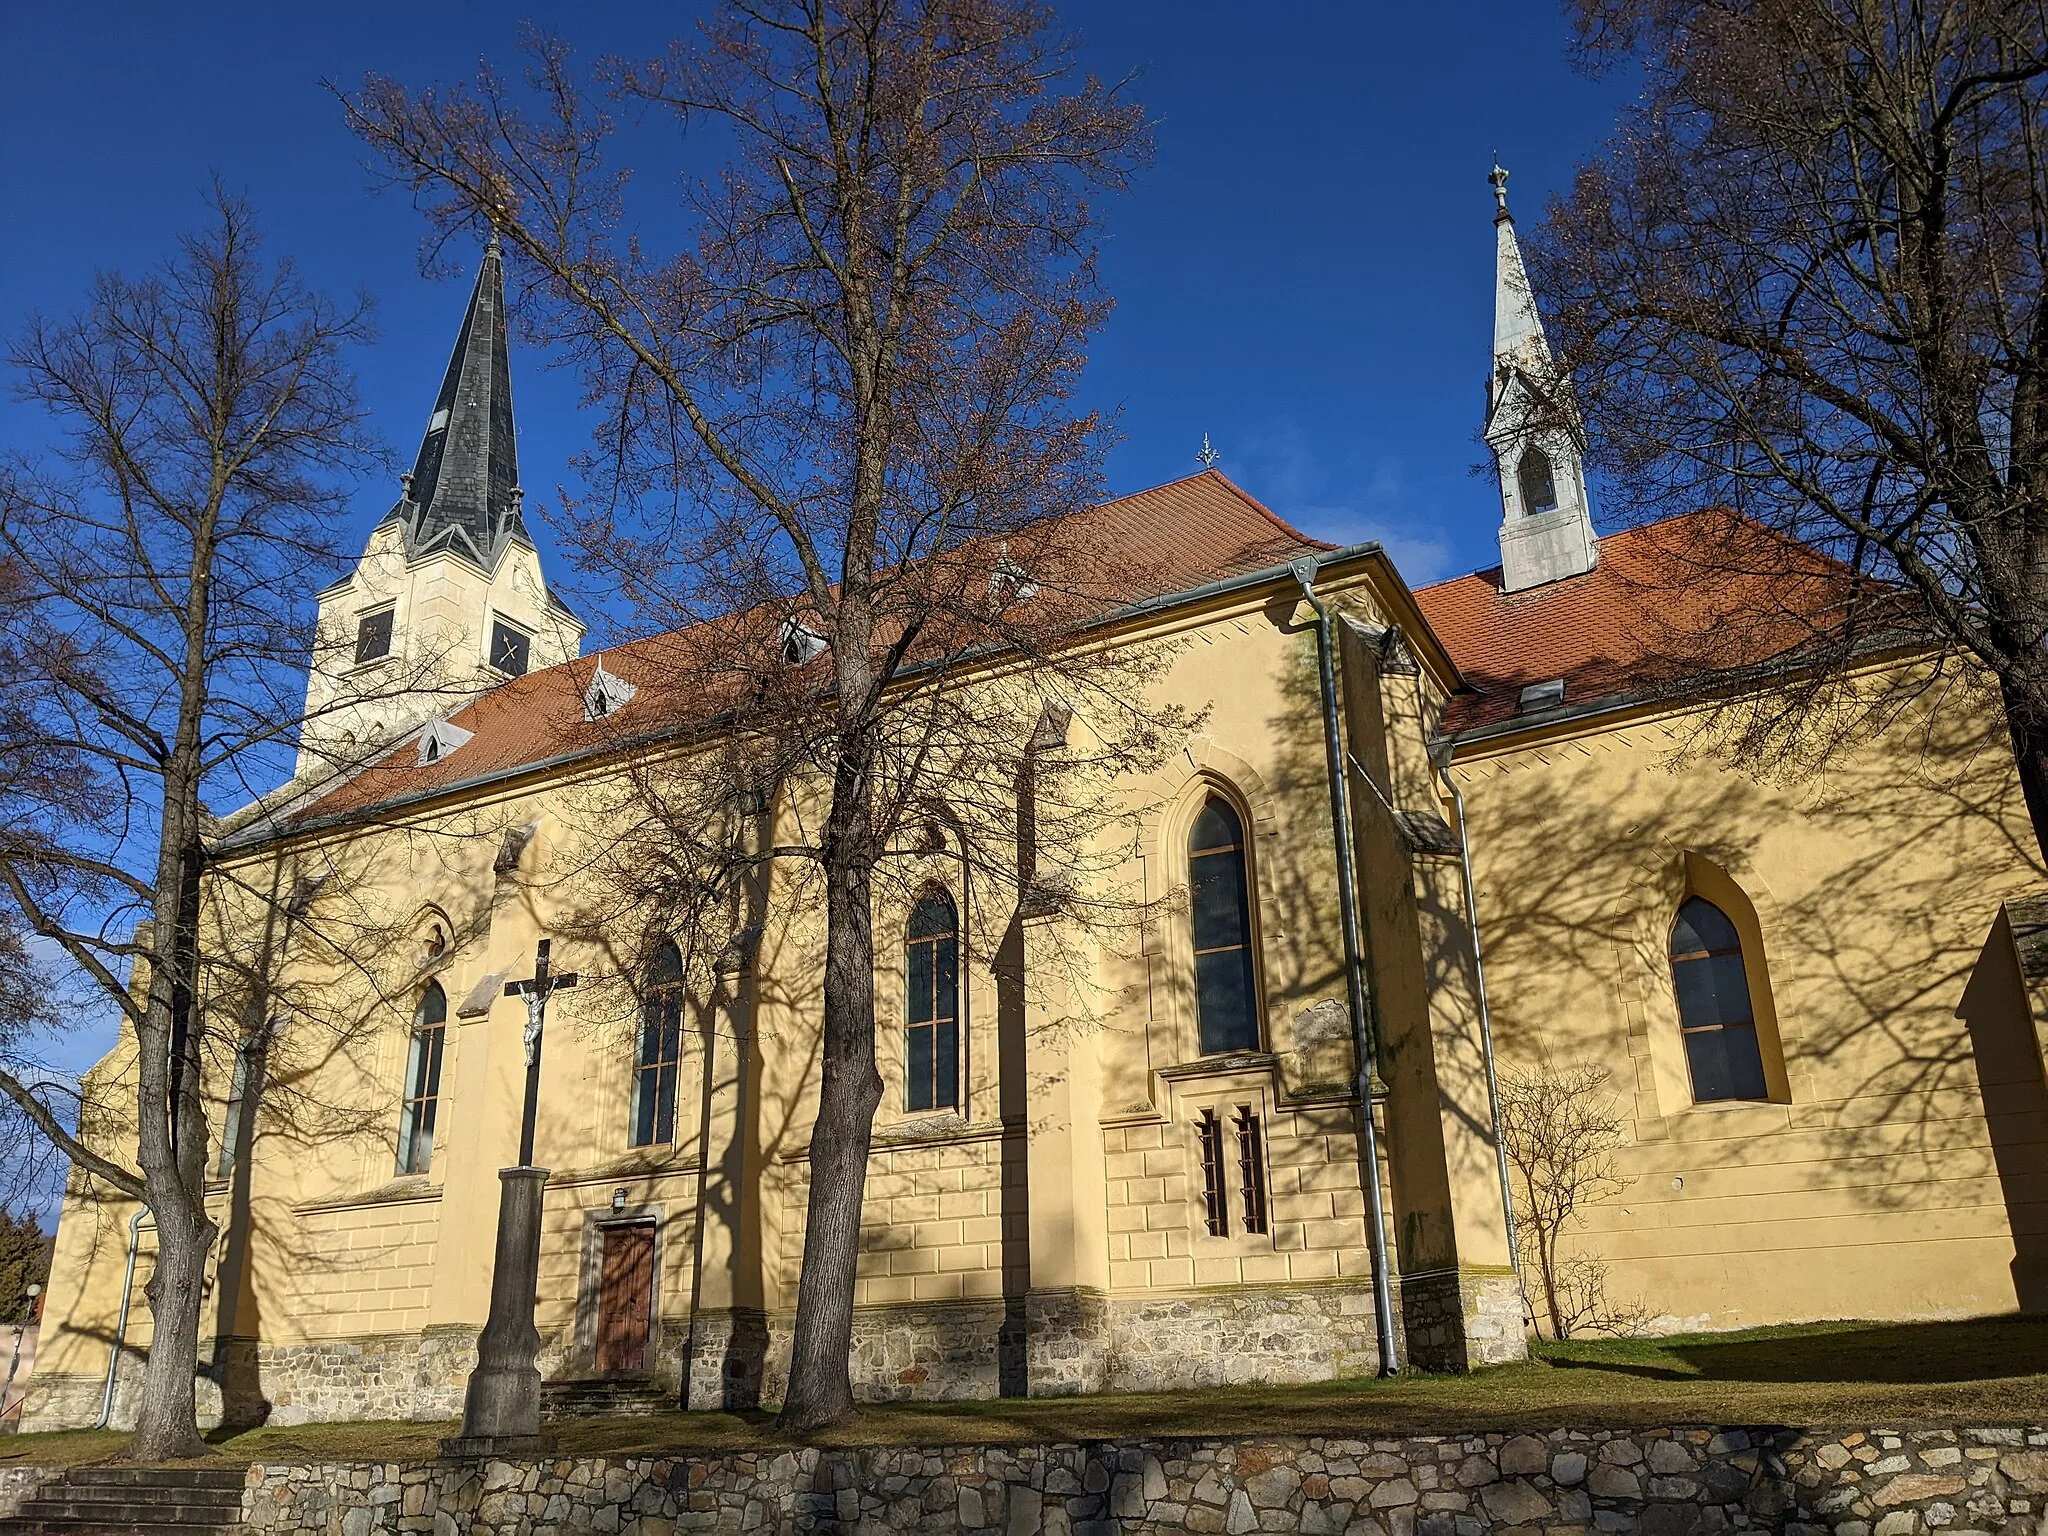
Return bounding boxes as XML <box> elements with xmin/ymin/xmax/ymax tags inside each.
<box><xmin>504</xmin><ymin>937</ymin><xmax>577</xmax><ymax>1168</ymax></box>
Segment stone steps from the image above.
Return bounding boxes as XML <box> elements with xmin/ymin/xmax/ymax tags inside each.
<box><xmin>540</xmin><ymin>1376</ymin><xmax>674</xmax><ymax>1419</ymax></box>
<box><xmin>0</xmin><ymin>1464</ymin><xmax>244</xmax><ymax>1536</ymax></box>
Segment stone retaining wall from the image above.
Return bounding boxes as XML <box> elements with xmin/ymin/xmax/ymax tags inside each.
<box><xmin>211</xmin><ymin>1423</ymin><xmax>2048</xmax><ymax>1534</ymax></box>
<box><xmin>0</xmin><ymin>1467</ymin><xmax>41</xmax><ymax>1520</ymax></box>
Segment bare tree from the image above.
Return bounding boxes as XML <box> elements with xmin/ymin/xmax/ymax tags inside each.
<box><xmin>0</xmin><ymin>190</ymin><xmax>383</xmax><ymax>1458</ymax></box>
<box><xmin>342</xmin><ymin>0</ymin><xmax>1154</xmax><ymax>1430</ymax></box>
<box><xmin>1497</xmin><ymin>1057</ymin><xmax>1634</xmax><ymax>1340</ymax></box>
<box><xmin>1534</xmin><ymin>0</ymin><xmax>2048</xmax><ymax>862</ymax></box>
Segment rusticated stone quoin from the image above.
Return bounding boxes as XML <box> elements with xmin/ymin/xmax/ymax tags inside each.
<box><xmin>8</xmin><ymin>1422</ymin><xmax>2031</xmax><ymax>1534</ymax></box>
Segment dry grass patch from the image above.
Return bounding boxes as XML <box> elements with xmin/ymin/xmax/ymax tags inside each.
<box><xmin>3</xmin><ymin>1316</ymin><xmax>2044</xmax><ymax>1469</ymax></box>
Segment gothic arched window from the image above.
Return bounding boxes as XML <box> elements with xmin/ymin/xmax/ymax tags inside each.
<box><xmin>1190</xmin><ymin>796</ymin><xmax>1261</xmax><ymax>1054</ymax></box>
<box><xmin>1670</xmin><ymin>897</ymin><xmax>1769</xmax><ymax>1103</ymax></box>
<box><xmin>906</xmin><ymin>890</ymin><xmax>960</xmax><ymax>1112</ymax></box>
<box><xmin>397</xmin><ymin>980</ymin><xmax>447</xmax><ymax>1174</ymax></box>
<box><xmin>1518</xmin><ymin>445</ymin><xmax>1559</xmax><ymax>514</ymax></box>
<box><xmin>632</xmin><ymin>941</ymin><xmax>685</xmax><ymax>1147</ymax></box>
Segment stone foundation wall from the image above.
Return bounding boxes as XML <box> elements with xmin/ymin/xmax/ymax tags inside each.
<box><xmin>0</xmin><ymin>1468</ymin><xmax>41</xmax><ymax>1519</ymax></box>
<box><xmin>1400</xmin><ymin>1268</ymin><xmax>1524</xmax><ymax>1371</ymax></box>
<box><xmin>198</xmin><ymin>1424</ymin><xmax>2048</xmax><ymax>1534</ymax></box>
<box><xmin>22</xmin><ymin>1327</ymin><xmax>480</xmax><ymax>1433</ymax></box>
<box><xmin>699</xmin><ymin>1276</ymin><xmax>1503</xmax><ymax>1411</ymax></box>
<box><xmin>249</xmin><ymin>1326</ymin><xmax>479</xmax><ymax>1427</ymax></box>
<box><xmin>23</xmin><ymin>1269</ymin><xmax>1505</xmax><ymax>1431</ymax></box>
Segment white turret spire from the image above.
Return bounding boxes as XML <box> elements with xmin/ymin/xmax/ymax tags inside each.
<box><xmin>1484</xmin><ymin>163</ymin><xmax>1598</xmax><ymax>593</ymax></box>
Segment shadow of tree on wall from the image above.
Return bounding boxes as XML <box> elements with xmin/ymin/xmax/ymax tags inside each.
<box><xmin>1457</xmin><ymin>677</ymin><xmax>2048</xmax><ymax>1318</ymax></box>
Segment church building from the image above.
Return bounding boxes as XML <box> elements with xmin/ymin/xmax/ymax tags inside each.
<box><xmin>22</xmin><ymin>174</ymin><xmax>2048</xmax><ymax>1431</ymax></box>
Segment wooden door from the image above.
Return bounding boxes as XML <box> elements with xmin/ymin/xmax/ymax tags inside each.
<box><xmin>596</xmin><ymin>1222</ymin><xmax>655</xmax><ymax>1375</ymax></box>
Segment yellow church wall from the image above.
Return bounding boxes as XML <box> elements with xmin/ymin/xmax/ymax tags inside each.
<box><xmin>28</xmin><ymin>550</ymin><xmax>1531</xmax><ymax>1426</ymax></box>
<box><xmin>1450</xmin><ymin>669</ymin><xmax>2045</xmax><ymax>1331</ymax></box>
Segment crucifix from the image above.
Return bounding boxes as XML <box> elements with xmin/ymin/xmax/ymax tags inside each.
<box><xmin>503</xmin><ymin>938</ymin><xmax>577</xmax><ymax>1168</ymax></box>
<box><xmin>444</xmin><ymin>935</ymin><xmax>579</xmax><ymax>1457</ymax></box>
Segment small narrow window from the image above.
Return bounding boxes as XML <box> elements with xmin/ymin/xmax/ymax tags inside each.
<box><xmin>489</xmin><ymin>619</ymin><xmax>531</xmax><ymax>678</ymax></box>
<box><xmin>1669</xmin><ymin>897</ymin><xmax>1769</xmax><ymax>1103</ymax></box>
<box><xmin>1518</xmin><ymin>446</ymin><xmax>1559</xmax><ymax>514</ymax></box>
<box><xmin>1198</xmin><ymin>1108</ymin><xmax>1229</xmax><ymax>1237</ymax></box>
<box><xmin>1234</xmin><ymin>1104</ymin><xmax>1269</xmax><ymax>1235</ymax></box>
<box><xmin>355</xmin><ymin>607</ymin><xmax>394</xmax><ymax>664</ymax></box>
<box><xmin>1189</xmin><ymin>797</ymin><xmax>1260</xmax><ymax>1054</ymax></box>
<box><xmin>397</xmin><ymin>981</ymin><xmax>447</xmax><ymax>1174</ymax></box>
<box><xmin>632</xmin><ymin>942</ymin><xmax>685</xmax><ymax>1148</ymax></box>
<box><xmin>905</xmin><ymin>890</ymin><xmax>960</xmax><ymax>1112</ymax></box>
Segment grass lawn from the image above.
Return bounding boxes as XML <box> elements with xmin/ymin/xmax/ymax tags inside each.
<box><xmin>5</xmin><ymin>1316</ymin><xmax>2046</xmax><ymax>1469</ymax></box>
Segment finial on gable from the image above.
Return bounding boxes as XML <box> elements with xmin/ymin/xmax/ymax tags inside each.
<box><xmin>1196</xmin><ymin>433</ymin><xmax>1220</xmax><ymax>470</ymax></box>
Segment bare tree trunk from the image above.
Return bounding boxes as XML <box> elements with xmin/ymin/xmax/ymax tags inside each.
<box><xmin>129</xmin><ymin>827</ymin><xmax>216</xmax><ymax>1460</ymax></box>
<box><xmin>2002</xmin><ymin>676</ymin><xmax>2048</xmax><ymax>871</ymax></box>
<box><xmin>779</xmin><ymin>760</ymin><xmax>884</xmax><ymax>1431</ymax></box>
<box><xmin>1538</xmin><ymin>1227</ymin><xmax>1566</xmax><ymax>1342</ymax></box>
<box><xmin>130</xmin><ymin>1187</ymin><xmax>213</xmax><ymax>1457</ymax></box>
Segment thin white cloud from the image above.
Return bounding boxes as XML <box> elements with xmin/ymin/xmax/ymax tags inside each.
<box><xmin>1224</xmin><ymin>425</ymin><xmax>1459</xmax><ymax>585</ymax></box>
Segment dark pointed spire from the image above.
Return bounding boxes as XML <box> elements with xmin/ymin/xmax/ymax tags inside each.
<box><xmin>399</xmin><ymin>236</ymin><xmax>526</xmax><ymax>567</ymax></box>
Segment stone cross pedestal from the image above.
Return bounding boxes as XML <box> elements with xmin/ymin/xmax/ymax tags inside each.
<box><xmin>440</xmin><ymin>1166</ymin><xmax>555</xmax><ymax>1458</ymax></box>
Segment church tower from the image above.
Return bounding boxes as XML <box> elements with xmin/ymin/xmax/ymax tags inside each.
<box><xmin>297</xmin><ymin>238</ymin><xmax>584</xmax><ymax>778</ymax></box>
<box><xmin>1485</xmin><ymin>164</ymin><xmax>1597</xmax><ymax>593</ymax></box>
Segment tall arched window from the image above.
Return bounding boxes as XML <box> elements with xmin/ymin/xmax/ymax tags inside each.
<box><xmin>1670</xmin><ymin>897</ymin><xmax>1768</xmax><ymax>1103</ymax></box>
<box><xmin>397</xmin><ymin>980</ymin><xmax>446</xmax><ymax>1174</ymax></box>
<box><xmin>1190</xmin><ymin>796</ymin><xmax>1260</xmax><ymax>1054</ymax></box>
<box><xmin>632</xmin><ymin>942</ymin><xmax>685</xmax><ymax>1147</ymax></box>
<box><xmin>1517</xmin><ymin>445</ymin><xmax>1559</xmax><ymax>514</ymax></box>
<box><xmin>906</xmin><ymin>890</ymin><xmax>959</xmax><ymax>1112</ymax></box>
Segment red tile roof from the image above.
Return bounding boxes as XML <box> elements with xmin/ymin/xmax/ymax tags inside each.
<box><xmin>284</xmin><ymin>472</ymin><xmax>1327</xmax><ymax>828</ymax></box>
<box><xmin>1415</xmin><ymin>512</ymin><xmax>1854</xmax><ymax>735</ymax></box>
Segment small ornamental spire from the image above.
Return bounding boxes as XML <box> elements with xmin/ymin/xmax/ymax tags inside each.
<box><xmin>1489</xmin><ymin>161</ymin><xmax>1512</xmax><ymax>222</ymax></box>
<box><xmin>1196</xmin><ymin>433</ymin><xmax>1220</xmax><ymax>470</ymax></box>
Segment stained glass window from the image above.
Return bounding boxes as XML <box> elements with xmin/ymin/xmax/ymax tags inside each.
<box><xmin>397</xmin><ymin>981</ymin><xmax>446</xmax><ymax>1174</ymax></box>
<box><xmin>1670</xmin><ymin>897</ymin><xmax>1769</xmax><ymax>1103</ymax></box>
<box><xmin>906</xmin><ymin>891</ymin><xmax>959</xmax><ymax>1111</ymax></box>
<box><xmin>1189</xmin><ymin>797</ymin><xmax>1260</xmax><ymax>1054</ymax></box>
<box><xmin>633</xmin><ymin>942</ymin><xmax>685</xmax><ymax>1147</ymax></box>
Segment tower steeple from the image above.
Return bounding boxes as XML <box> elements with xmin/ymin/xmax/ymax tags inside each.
<box><xmin>295</xmin><ymin>238</ymin><xmax>582</xmax><ymax>781</ymax></box>
<box><xmin>392</xmin><ymin>235</ymin><xmax>527</xmax><ymax>569</ymax></box>
<box><xmin>1484</xmin><ymin>164</ymin><xmax>1597</xmax><ymax>593</ymax></box>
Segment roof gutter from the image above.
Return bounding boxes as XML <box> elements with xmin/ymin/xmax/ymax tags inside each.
<box><xmin>1436</xmin><ymin>632</ymin><xmax>1945</xmax><ymax>755</ymax></box>
<box><xmin>220</xmin><ymin>540</ymin><xmax>1403</xmax><ymax>858</ymax></box>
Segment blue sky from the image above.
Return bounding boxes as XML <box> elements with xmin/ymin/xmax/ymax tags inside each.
<box><xmin>1</xmin><ymin>2</ymin><xmax>1630</xmax><ymax>587</ymax></box>
<box><xmin>0</xmin><ymin>4</ymin><xmax>1630</xmax><ymax>1116</ymax></box>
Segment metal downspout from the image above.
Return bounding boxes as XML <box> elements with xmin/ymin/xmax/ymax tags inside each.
<box><xmin>1444</xmin><ymin>772</ymin><xmax>1521</xmax><ymax>1277</ymax></box>
<box><xmin>95</xmin><ymin>1209</ymin><xmax>147</xmax><ymax>1430</ymax></box>
<box><xmin>1290</xmin><ymin>559</ymin><xmax>1401</xmax><ymax>1376</ymax></box>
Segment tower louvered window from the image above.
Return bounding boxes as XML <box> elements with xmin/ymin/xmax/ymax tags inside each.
<box><xmin>1518</xmin><ymin>445</ymin><xmax>1558</xmax><ymax>513</ymax></box>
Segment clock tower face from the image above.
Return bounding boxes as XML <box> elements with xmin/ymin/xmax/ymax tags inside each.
<box><xmin>491</xmin><ymin>619</ymin><xmax>532</xmax><ymax>678</ymax></box>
